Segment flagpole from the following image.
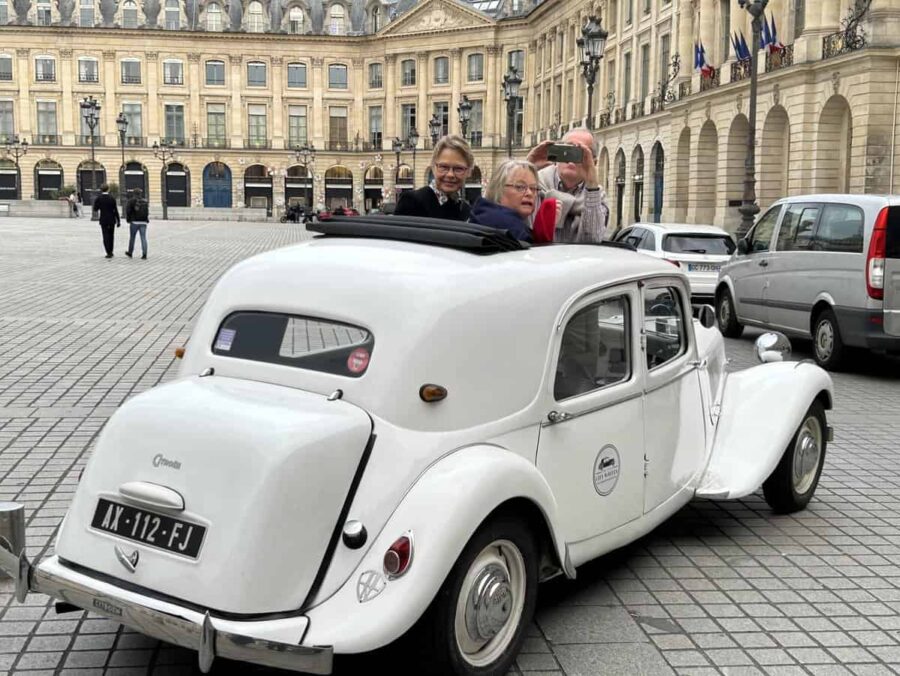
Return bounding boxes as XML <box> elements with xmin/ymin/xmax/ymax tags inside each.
<box><xmin>737</xmin><ymin>0</ymin><xmax>769</xmax><ymax>239</ymax></box>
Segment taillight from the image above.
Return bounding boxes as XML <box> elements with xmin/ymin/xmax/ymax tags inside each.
<box><xmin>867</xmin><ymin>207</ymin><xmax>888</xmax><ymax>300</ymax></box>
<box><xmin>383</xmin><ymin>533</ymin><xmax>413</xmax><ymax>579</ymax></box>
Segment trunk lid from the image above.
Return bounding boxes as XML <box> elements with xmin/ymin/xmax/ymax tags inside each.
<box><xmin>55</xmin><ymin>376</ymin><xmax>372</xmax><ymax>615</ymax></box>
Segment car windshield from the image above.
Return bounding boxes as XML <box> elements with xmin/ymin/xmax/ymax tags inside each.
<box><xmin>663</xmin><ymin>234</ymin><xmax>735</xmax><ymax>255</ymax></box>
<box><xmin>212</xmin><ymin>312</ymin><xmax>374</xmax><ymax>377</ymax></box>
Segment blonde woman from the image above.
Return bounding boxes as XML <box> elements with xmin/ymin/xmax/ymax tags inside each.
<box><xmin>394</xmin><ymin>134</ymin><xmax>474</xmax><ymax>221</ymax></box>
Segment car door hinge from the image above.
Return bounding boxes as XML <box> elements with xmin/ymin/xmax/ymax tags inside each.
<box><xmin>710</xmin><ymin>403</ymin><xmax>721</xmax><ymax>426</ymax></box>
<box><xmin>643</xmin><ymin>453</ymin><xmax>649</xmax><ymax>478</ymax></box>
<box><xmin>640</xmin><ymin>333</ymin><xmax>647</xmax><ymax>351</ymax></box>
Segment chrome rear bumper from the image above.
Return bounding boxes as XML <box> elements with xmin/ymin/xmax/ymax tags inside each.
<box><xmin>0</xmin><ymin>546</ymin><xmax>332</xmax><ymax>674</ymax></box>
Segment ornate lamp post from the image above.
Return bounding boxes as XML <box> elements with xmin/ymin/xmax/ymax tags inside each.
<box><xmin>116</xmin><ymin>112</ymin><xmax>128</xmax><ymax>206</ymax></box>
<box><xmin>152</xmin><ymin>139</ymin><xmax>176</xmax><ymax>221</ymax></box>
<box><xmin>392</xmin><ymin>136</ymin><xmax>404</xmax><ymax>196</ymax></box>
<box><xmin>457</xmin><ymin>95</ymin><xmax>472</xmax><ymax>141</ymax></box>
<box><xmin>4</xmin><ymin>135</ymin><xmax>28</xmax><ymax>200</ymax></box>
<box><xmin>577</xmin><ymin>15</ymin><xmax>608</xmax><ymax>130</ymax></box>
<box><xmin>80</xmin><ymin>95</ymin><xmax>101</xmax><ymax>208</ymax></box>
<box><xmin>294</xmin><ymin>143</ymin><xmax>316</xmax><ymax>207</ymax></box>
<box><xmin>736</xmin><ymin>0</ymin><xmax>769</xmax><ymax>238</ymax></box>
<box><xmin>502</xmin><ymin>66</ymin><xmax>522</xmax><ymax>158</ymax></box>
<box><xmin>428</xmin><ymin>113</ymin><xmax>441</xmax><ymax>148</ymax></box>
<box><xmin>407</xmin><ymin>127</ymin><xmax>419</xmax><ymax>185</ymax></box>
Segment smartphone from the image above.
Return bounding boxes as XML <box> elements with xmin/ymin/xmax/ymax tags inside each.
<box><xmin>547</xmin><ymin>143</ymin><xmax>584</xmax><ymax>164</ymax></box>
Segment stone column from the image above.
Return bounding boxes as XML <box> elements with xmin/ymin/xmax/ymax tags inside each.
<box><xmin>416</xmin><ymin>50</ymin><xmax>428</xmax><ymax>154</ymax></box>
<box><xmin>147</xmin><ymin>52</ymin><xmax>160</xmax><ymax>139</ymax></box>
<box><xmin>101</xmin><ymin>51</ymin><xmax>118</xmax><ymax>145</ymax></box>
<box><xmin>351</xmin><ymin>57</ymin><xmax>364</xmax><ymax>146</ymax></box>
<box><xmin>524</xmin><ymin>41</ymin><xmax>536</xmax><ymax>137</ymax></box>
<box><xmin>229</xmin><ymin>55</ymin><xmax>243</xmax><ymax>148</ymax></box>
<box><xmin>820</xmin><ymin>0</ymin><xmax>841</xmax><ymax>33</ymax></box>
<box><xmin>15</xmin><ymin>50</ymin><xmax>31</xmax><ymax>140</ymax></box>
<box><xmin>60</xmin><ymin>49</ymin><xmax>75</xmax><ymax>144</ymax></box>
<box><xmin>311</xmin><ymin>57</ymin><xmax>325</xmax><ymax>146</ymax></box>
<box><xmin>449</xmin><ymin>48</ymin><xmax>461</xmax><ymax>137</ymax></box>
<box><xmin>677</xmin><ymin>0</ymin><xmax>693</xmax><ymax>87</ymax></box>
<box><xmin>699</xmin><ymin>0</ymin><xmax>716</xmax><ymax>63</ymax></box>
<box><xmin>271</xmin><ymin>56</ymin><xmax>284</xmax><ymax>149</ymax></box>
<box><xmin>384</xmin><ymin>54</ymin><xmax>397</xmax><ymax>143</ymax></box>
<box><xmin>485</xmin><ymin>45</ymin><xmax>502</xmax><ymax>146</ymax></box>
<box><xmin>188</xmin><ymin>53</ymin><xmax>201</xmax><ymax>147</ymax></box>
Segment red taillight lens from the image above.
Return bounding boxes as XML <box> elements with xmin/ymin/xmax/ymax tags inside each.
<box><xmin>867</xmin><ymin>207</ymin><xmax>888</xmax><ymax>300</ymax></box>
<box><xmin>383</xmin><ymin>534</ymin><xmax>413</xmax><ymax>578</ymax></box>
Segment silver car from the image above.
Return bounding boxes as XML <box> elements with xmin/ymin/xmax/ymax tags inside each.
<box><xmin>715</xmin><ymin>194</ymin><xmax>900</xmax><ymax>369</ymax></box>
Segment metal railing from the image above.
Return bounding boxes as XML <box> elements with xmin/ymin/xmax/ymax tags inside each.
<box><xmin>325</xmin><ymin>140</ymin><xmax>353</xmax><ymax>151</ymax></box>
<box><xmin>163</xmin><ymin>75</ymin><xmax>184</xmax><ymax>85</ymax></box>
<box><xmin>204</xmin><ymin>137</ymin><xmax>229</xmax><ymax>148</ymax></box>
<box><xmin>124</xmin><ymin>136</ymin><xmax>145</xmax><ymax>147</ymax></box>
<box><xmin>699</xmin><ymin>69</ymin><xmax>720</xmax><ymax>92</ymax></box>
<box><xmin>766</xmin><ymin>44</ymin><xmax>794</xmax><ymax>72</ymax></box>
<box><xmin>244</xmin><ymin>139</ymin><xmax>271</xmax><ymax>149</ymax></box>
<box><xmin>35</xmin><ymin>72</ymin><xmax>56</xmax><ymax>82</ymax></box>
<box><xmin>32</xmin><ymin>134</ymin><xmax>59</xmax><ymax>145</ymax></box>
<box><xmin>631</xmin><ymin>101</ymin><xmax>646</xmax><ymax>119</ymax></box>
<box><xmin>730</xmin><ymin>59</ymin><xmax>752</xmax><ymax>83</ymax></box>
<box><xmin>162</xmin><ymin>137</ymin><xmax>187</xmax><ymax>147</ymax></box>
<box><xmin>78</xmin><ymin>135</ymin><xmax>105</xmax><ymax>146</ymax></box>
<box><xmin>678</xmin><ymin>81</ymin><xmax>692</xmax><ymax>99</ymax></box>
<box><xmin>121</xmin><ymin>74</ymin><xmax>142</xmax><ymax>84</ymax></box>
<box><xmin>0</xmin><ymin>70</ymin><xmax>12</xmax><ymax>82</ymax></box>
<box><xmin>823</xmin><ymin>30</ymin><xmax>866</xmax><ymax>59</ymax></box>
<box><xmin>79</xmin><ymin>73</ymin><xmax>99</xmax><ymax>83</ymax></box>
<box><xmin>470</xmin><ymin>131</ymin><xmax>483</xmax><ymax>148</ymax></box>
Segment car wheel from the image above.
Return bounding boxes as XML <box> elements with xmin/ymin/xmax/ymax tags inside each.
<box><xmin>812</xmin><ymin>308</ymin><xmax>844</xmax><ymax>370</ymax></box>
<box><xmin>716</xmin><ymin>288</ymin><xmax>744</xmax><ymax>338</ymax></box>
<box><xmin>763</xmin><ymin>400</ymin><xmax>827</xmax><ymax>514</ymax></box>
<box><xmin>415</xmin><ymin>515</ymin><xmax>538</xmax><ymax>676</ymax></box>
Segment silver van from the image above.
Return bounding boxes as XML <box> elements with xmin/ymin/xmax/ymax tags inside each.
<box><xmin>715</xmin><ymin>194</ymin><xmax>900</xmax><ymax>369</ymax></box>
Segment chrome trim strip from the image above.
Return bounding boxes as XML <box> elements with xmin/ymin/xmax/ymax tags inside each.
<box><xmin>118</xmin><ymin>482</ymin><xmax>186</xmax><ymax>512</ymax></box>
<box><xmin>540</xmin><ymin>391</ymin><xmax>643</xmax><ymax>427</ymax></box>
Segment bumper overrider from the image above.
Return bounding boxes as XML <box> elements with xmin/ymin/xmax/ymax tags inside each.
<box><xmin>0</xmin><ymin>546</ymin><xmax>333</xmax><ymax>674</ymax></box>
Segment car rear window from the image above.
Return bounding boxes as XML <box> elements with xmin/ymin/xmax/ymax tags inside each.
<box><xmin>663</xmin><ymin>234</ymin><xmax>735</xmax><ymax>255</ymax></box>
<box><xmin>887</xmin><ymin>206</ymin><xmax>900</xmax><ymax>259</ymax></box>
<box><xmin>212</xmin><ymin>312</ymin><xmax>374</xmax><ymax>377</ymax></box>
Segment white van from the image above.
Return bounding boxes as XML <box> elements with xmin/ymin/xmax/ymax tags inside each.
<box><xmin>716</xmin><ymin>194</ymin><xmax>900</xmax><ymax>369</ymax></box>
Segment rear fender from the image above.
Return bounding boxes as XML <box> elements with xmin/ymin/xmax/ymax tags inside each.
<box><xmin>303</xmin><ymin>445</ymin><xmax>567</xmax><ymax>654</ymax></box>
<box><xmin>696</xmin><ymin>361</ymin><xmax>833</xmax><ymax>499</ymax></box>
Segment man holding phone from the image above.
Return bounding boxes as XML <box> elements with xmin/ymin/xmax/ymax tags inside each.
<box><xmin>526</xmin><ymin>127</ymin><xmax>608</xmax><ymax>244</ymax></box>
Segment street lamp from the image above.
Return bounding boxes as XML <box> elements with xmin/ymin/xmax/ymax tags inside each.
<box><xmin>578</xmin><ymin>15</ymin><xmax>608</xmax><ymax>130</ymax></box>
<box><xmin>392</xmin><ymin>136</ymin><xmax>404</xmax><ymax>197</ymax></box>
<box><xmin>501</xmin><ymin>66</ymin><xmax>522</xmax><ymax>158</ymax></box>
<box><xmin>736</xmin><ymin>0</ymin><xmax>769</xmax><ymax>238</ymax></box>
<box><xmin>116</xmin><ymin>112</ymin><xmax>128</xmax><ymax>207</ymax></box>
<box><xmin>407</xmin><ymin>127</ymin><xmax>419</xmax><ymax>185</ymax></box>
<box><xmin>428</xmin><ymin>113</ymin><xmax>441</xmax><ymax>148</ymax></box>
<box><xmin>294</xmin><ymin>143</ymin><xmax>316</xmax><ymax>207</ymax></box>
<box><xmin>457</xmin><ymin>95</ymin><xmax>472</xmax><ymax>141</ymax></box>
<box><xmin>80</xmin><ymin>95</ymin><xmax>101</xmax><ymax>209</ymax></box>
<box><xmin>3</xmin><ymin>135</ymin><xmax>28</xmax><ymax>200</ymax></box>
<box><xmin>152</xmin><ymin>139</ymin><xmax>176</xmax><ymax>221</ymax></box>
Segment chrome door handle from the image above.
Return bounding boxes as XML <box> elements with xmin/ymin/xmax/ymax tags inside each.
<box><xmin>547</xmin><ymin>410</ymin><xmax>572</xmax><ymax>424</ymax></box>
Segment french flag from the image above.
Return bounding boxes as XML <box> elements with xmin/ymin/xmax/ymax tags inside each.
<box><xmin>769</xmin><ymin>14</ymin><xmax>784</xmax><ymax>53</ymax></box>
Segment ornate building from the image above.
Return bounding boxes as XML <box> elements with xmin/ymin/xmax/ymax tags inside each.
<box><xmin>0</xmin><ymin>0</ymin><xmax>898</xmax><ymax>228</ymax></box>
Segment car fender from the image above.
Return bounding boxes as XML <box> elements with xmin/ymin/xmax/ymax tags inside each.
<box><xmin>303</xmin><ymin>444</ymin><xmax>568</xmax><ymax>654</ymax></box>
<box><xmin>695</xmin><ymin>361</ymin><xmax>833</xmax><ymax>500</ymax></box>
<box><xmin>716</xmin><ymin>275</ymin><xmax>739</xmax><ymax>311</ymax></box>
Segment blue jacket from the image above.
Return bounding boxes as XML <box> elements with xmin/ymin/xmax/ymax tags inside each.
<box><xmin>468</xmin><ymin>197</ymin><xmax>532</xmax><ymax>243</ymax></box>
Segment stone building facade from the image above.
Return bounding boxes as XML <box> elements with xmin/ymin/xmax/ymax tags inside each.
<box><xmin>0</xmin><ymin>0</ymin><xmax>899</xmax><ymax>229</ymax></box>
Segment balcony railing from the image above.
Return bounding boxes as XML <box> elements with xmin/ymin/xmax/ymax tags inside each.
<box><xmin>823</xmin><ymin>29</ymin><xmax>865</xmax><ymax>60</ymax></box>
<box><xmin>79</xmin><ymin>74</ymin><xmax>99</xmax><ymax>83</ymax></box>
<box><xmin>124</xmin><ymin>136</ymin><xmax>145</xmax><ymax>147</ymax></box>
<box><xmin>0</xmin><ymin>70</ymin><xmax>12</xmax><ymax>82</ymax></box>
<box><xmin>35</xmin><ymin>73</ymin><xmax>56</xmax><ymax>82</ymax></box>
<box><xmin>326</xmin><ymin>140</ymin><xmax>353</xmax><ymax>151</ymax></box>
<box><xmin>32</xmin><ymin>134</ymin><xmax>59</xmax><ymax>145</ymax></box>
<box><xmin>766</xmin><ymin>44</ymin><xmax>795</xmax><ymax>72</ymax></box>
<box><xmin>244</xmin><ymin>139</ymin><xmax>271</xmax><ymax>149</ymax></box>
<box><xmin>598</xmin><ymin>111</ymin><xmax>612</xmax><ymax>128</ymax></box>
<box><xmin>121</xmin><ymin>74</ymin><xmax>142</xmax><ymax>84</ymax></box>
<box><xmin>613</xmin><ymin>107</ymin><xmax>624</xmax><ymax>124</ymax></box>
<box><xmin>699</xmin><ymin>69</ymin><xmax>720</xmax><ymax>92</ymax></box>
<box><xmin>369</xmin><ymin>78</ymin><xmax>383</xmax><ymax>89</ymax></box>
<box><xmin>362</xmin><ymin>140</ymin><xmax>382</xmax><ymax>151</ymax></box>
<box><xmin>631</xmin><ymin>101</ymin><xmax>646</xmax><ymax>119</ymax></box>
<box><xmin>162</xmin><ymin>137</ymin><xmax>187</xmax><ymax>147</ymax></box>
<box><xmin>679</xmin><ymin>80</ymin><xmax>692</xmax><ymax>99</ymax></box>
<box><xmin>204</xmin><ymin>137</ymin><xmax>229</xmax><ymax>148</ymax></box>
<box><xmin>730</xmin><ymin>59</ymin><xmax>752</xmax><ymax>83</ymax></box>
<box><xmin>78</xmin><ymin>135</ymin><xmax>105</xmax><ymax>146</ymax></box>
<box><xmin>469</xmin><ymin>131</ymin><xmax>483</xmax><ymax>148</ymax></box>
<box><xmin>163</xmin><ymin>76</ymin><xmax>184</xmax><ymax>85</ymax></box>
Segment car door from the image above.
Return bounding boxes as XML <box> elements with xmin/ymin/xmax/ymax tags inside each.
<box><xmin>731</xmin><ymin>205</ymin><xmax>782</xmax><ymax>324</ymax></box>
<box><xmin>641</xmin><ymin>282</ymin><xmax>707</xmax><ymax>514</ymax></box>
<box><xmin>536</xmin><ymin>284</ymin><xmax>645</xmax><ymax>545</ymax></box>
<box><xmin>767</xmin><ymin>202</ymin><xmax>823</xmax><ymax>333</ymax></box>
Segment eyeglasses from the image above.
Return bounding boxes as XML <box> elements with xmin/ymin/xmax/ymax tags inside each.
<box><xmin>435</xmin><ymin>163</ymin><xmax>468</xmax><ymax>176</ymax></box>
<box><xmin>504</xmin><ymin>182</ymin><xmax>540</xmax><ymax>195</ymax></box>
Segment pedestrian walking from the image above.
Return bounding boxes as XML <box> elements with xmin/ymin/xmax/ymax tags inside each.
<box><xmin>92</xmin><ymin>183</ymin><xmax>120</xmax><ymax>258</ymax></box>
<box><xmin>67</xmin><ymin>192</ymin><xmax>77</xmax><ymax>218</ymax></box>
<box><xmin>124</xmin><ymin>188</ymin><xmax>150</xmax><ymax>260</ymax></box>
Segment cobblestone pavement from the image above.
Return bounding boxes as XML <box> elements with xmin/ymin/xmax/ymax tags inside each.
<box><xmin>1</xmin><ymin>217</ymin><xmax>899</xmax><ymax>676</ymax></box>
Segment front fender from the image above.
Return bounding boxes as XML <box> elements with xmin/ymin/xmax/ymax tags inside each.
<box><xmin>696</xmin><ymin>361</ymin><xmax>833</xmax><ymax>499</ymax></box>
<box><xmin>303</xmin><ymin>445</ymin><xmax>567</xmax><ymax>654</ymax></box>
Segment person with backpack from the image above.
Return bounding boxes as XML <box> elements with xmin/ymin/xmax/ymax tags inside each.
<box><xmin>124</xmin><ymin>188</ymin><xmax>150</xmax><ymax>259</ymax></box>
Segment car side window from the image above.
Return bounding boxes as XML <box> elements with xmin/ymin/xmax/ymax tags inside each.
<box><xmin>554</xmin><ymin>295</ymin><xmax>630</xmax><ymax>401</ymax></box>
<box><xmin>640</xmin><ymin>229</ymin><xmax>657</xmax><ymax>250</ymax></box>
<box><xmin>644</xmin><ymin>287</ymin><xmax>686</xmax><ymax>370</ymax></box>
<box><xmin>776</xmin><ymin>203</ymin><xmax>821</xmax><ymax>251</ymax></box>
<box><xmin>749</xmin><ymin>207</ymin><xmax>780</xmax><ymax>253</ymax></box>
<box><xmin>812</xmin><ymin>204</ymin><xmax>865</xmax><ymax>253</ymax></box>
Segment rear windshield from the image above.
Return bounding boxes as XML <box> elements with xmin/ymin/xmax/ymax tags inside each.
<box><xmin>212</xmin><ymin>312</ymin><xmax>374</xmax><ymax>377</ymax></box>
<box><xmin>888</xmin><ymin>206</ymin><xmax>900</xmax><ymax>259</ymax></box>
<box><xmin>663</xmin><ymin>234</ymin><xmax>735</xmax><ymax>255</ymax></box>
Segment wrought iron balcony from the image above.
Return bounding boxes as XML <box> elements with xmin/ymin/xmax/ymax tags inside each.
<box><xmin>161</xmin><ymin>137</ymin><xmax>187</xmax><ymax>147</ymax></box>
<box><xmin>678</xmin><ymin>80</ymin><xmax>692</xmax><ymax>99</ymax></box>
<box><xmin>598</xmin><ymin>111</ymin><xmax>612</xmax><ymax>129</ymax></box>
<box><xmin>79</xmin><ymin>73</ymin><xmax>99</xmax><ymax>83</ymax></box>
<box><xmin>204</xmin><ymin>137</ymin><xmax>229</xmax><ymax>148</ymax></box>
<box><xmin>765</xmin><ymin>44</ymin><xmax>794</xmax><ymax>72</ymax></box>
<box><xmin>163</xmin><ymin>75</ymin><xmax>184</xmax><ymax>85</ymax></box>
<box><xmin>35</xmin><ymin>72</ymin><xmax>56</xmax><ymax>82</ymax></box>
<box><xmin>124</xmin><ymin>136</ymin><xmax>145</xmax><ymax>147</ymax></box>
<box><xmin>699</xmin><ymin>69</ymin><xmax>720</xmax><ymax>92</ymax></box>
<box><xmin>613</xmin><ymin>108</ymin><xmax>624</xmax><ymax>124</ymax></box>
<box><xmin>631</xmin><ymin>101</ymin><xmax>646</xmax><ymax>119</ymax></box>
<box><xmin>469</xmin><ymin>131</ymin><xmax>483</xmax><ymax>148</ymax></box>
<box><xmin>32</xmin><ymin>134</ymin><xmax>59</xmax><ymax>145</ymax></box>
<box><xmin>823</xmin><ymin>28</ymin><xmax>867</xmax><ymax>60</ymax></box>
<box><xmin>650</xmin><ymin>97</ymin><xmax>661</xmax><ymax>115</ymax></box>
<box><xmin>730</xmin><ymin>59</ymin><xmax>752</xmax><ymax>83</ymax></box>
<box><xmin>244</xmin><ymin>138</ymin><xmax>271</xmax><ymax>149</ymax></box>
<box><xmin>78</xmin><ymin>135</ymin><xmax>105</xmax><ymax>146</ymax></box>
<box><xmin>0</xmin><ymin>70</ymin><xmax>12</xmax><ymax>82</ymax></box>
<box><xmin>121</xmin><ymin>74</ymin><xmax>142</xmax><ymax>84</ymax></box>
<box><xmin>326</xmin><ymin>140</ymin><xmax>353</xmax><ymax>151</ymax></box>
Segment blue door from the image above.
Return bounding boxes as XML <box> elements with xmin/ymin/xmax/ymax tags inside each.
<box><xmin>203</xmin><ymin>162</ymin><xmax>232</xmax><ymax>208</ymax></box>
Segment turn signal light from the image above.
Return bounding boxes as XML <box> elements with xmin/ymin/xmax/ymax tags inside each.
<box><xmin>383</xmin><ymin>534</ymin><xmax>413</xmax><ymax>579</ymax></box>
<box><xmin>419</xmin><ymin>384</ymin><xmax>448</xmax><ymax>402</ymax></box>
<box><xmin>174</xmin><ymin>346</ymin><xmax>186</xmax><ymax>359</ymax></box>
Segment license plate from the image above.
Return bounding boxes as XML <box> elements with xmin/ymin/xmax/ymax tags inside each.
<box><xmin>91</xmin><ymin>498</ymin><xmax>206</xmax><ymax>559</ymax></box>
<box><xmin>688</xmin><ymin>263</ymin><xmax>720</xmax><ymax>273</ymax></box>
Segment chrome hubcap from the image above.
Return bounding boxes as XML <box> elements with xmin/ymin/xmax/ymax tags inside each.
<box><xmin>792</xmin><ymin>416</ymin><xmax>823</xmax><ymax>495</ymax></box>
<box><xmin>719</xmin><ymin>296</ymin><xmax>731</xmax><ymax>326</ymax></box>
<box><xmin>454</xmin><ymin>540</ymin><xmax>526</xmax><ymax>667</ymax></box>
<box><xmin>816</xmin><ymin>320</ymin><xmax>834</xmax><ymax>361</ymax></box>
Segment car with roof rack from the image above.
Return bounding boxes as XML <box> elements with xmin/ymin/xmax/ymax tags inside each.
<box><xmin>1</xmin><ymin>216</ymin><xmax>834</xmax><ymax>676</ymax></box>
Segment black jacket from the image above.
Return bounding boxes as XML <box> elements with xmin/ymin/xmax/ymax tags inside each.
<box><xmin>394</xmin><ymin>186</ymin><xmax>470</xmax><ymax>221</ymax></box>
<box><xmin>93</xmin><ymin>193</ymin><xmax>120</xmax><ymax>227</ymax></box>
<box><xmin>126</xmin><ymin>196</ymin><xmax>150</xmax><ymax>223</ymax></box>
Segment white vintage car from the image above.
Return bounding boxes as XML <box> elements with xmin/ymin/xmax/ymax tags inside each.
<box><xmin>1</xmin><ymin>218</ymin><xmax>834</xmax><ymax>676</ymax></box>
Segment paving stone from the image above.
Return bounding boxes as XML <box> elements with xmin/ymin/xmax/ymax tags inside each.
<box><xmin>553</xmin><ymin>644</ymin><xmax>675</xmax><ymax>676</ymax></box>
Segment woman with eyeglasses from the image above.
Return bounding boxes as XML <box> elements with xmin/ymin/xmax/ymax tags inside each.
<box><xmin>394</xmin><ymin>135</ymin><xmax>474</xmax><ymax>221</ymax></box>
<box><xmin>469</xmin><ymin>159</ymin><xmax>559</xmax><ymax>243</ymax></box>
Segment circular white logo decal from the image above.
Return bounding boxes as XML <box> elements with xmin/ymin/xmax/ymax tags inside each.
<box><xmin>593</xmin><ymin>445</ymin><xmax>620</xmax><ymax>496</ymax></box>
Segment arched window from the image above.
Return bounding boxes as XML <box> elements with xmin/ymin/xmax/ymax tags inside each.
<box><xmin>247</xmin><ymin>0</ymin><xmax>264</xmax><ymax>31</ymax></box>
<box><xmin>206</xmin><ymin>2</ymin><xmax>222</xmax><ymax>31</ymax></box>
<box><xmin>370</xmin><ymin>5</ymin><xmax>379</xmax><ymax>32</ymax></box>
<box><xmin>328</xmin><ymin>4</ymin><xmax>345</xmax><ymax>35</ymax></box>
<box><xmin>79</xmin><ymin>0</ymin><xmax>94</xmax><ymax>26</ymax></box>
<box><xmin>122</xmin><ymin>0</ymin><xmax>138</xmax><ymax>27</ymax></box>
<box><xmin>165</xmin><ymin>0</ymin><xmax>179</xmax><ymax>28</ymax></box>
<box><xmin>289</xmin><ymin>6</ymin><xmax>303</xmax><ymax>33</ymax></box>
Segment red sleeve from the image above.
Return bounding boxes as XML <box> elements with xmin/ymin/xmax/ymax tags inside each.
<box><xmin>532</xmin><ymin>198</ymin><xmax>557</xmax><ymax>244</ymax></box>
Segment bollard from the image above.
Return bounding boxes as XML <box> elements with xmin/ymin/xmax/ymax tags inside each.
<box><xmin>0</xmin><ymin>503</ymin><xmax>25</xmax><ymax>579</ymax></box>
